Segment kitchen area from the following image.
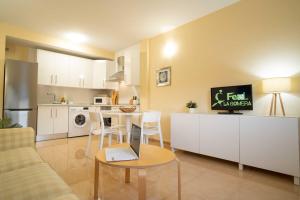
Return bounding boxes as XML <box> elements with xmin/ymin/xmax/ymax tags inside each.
<box><xmin>3</xmin><ymin>39</ymin><xmax>141</xmax><ymax>141</ymax></box>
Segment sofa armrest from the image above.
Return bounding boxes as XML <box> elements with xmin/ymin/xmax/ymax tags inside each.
<box><xmin>0</xmin><ymin>128</ymin><xmax>35</xmax><ymax>151</ymax></box>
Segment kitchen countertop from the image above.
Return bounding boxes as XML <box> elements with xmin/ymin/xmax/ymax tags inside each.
<box><xmin>38</xmin><ymin>103</ymin><xmax>140</xmax><ymax>107</ymax></box>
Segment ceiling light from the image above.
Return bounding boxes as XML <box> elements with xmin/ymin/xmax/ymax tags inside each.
<box><xmin>64</xmin><ymin>32</ymin><xmax>87</xmax><ymax>43</ymax></box>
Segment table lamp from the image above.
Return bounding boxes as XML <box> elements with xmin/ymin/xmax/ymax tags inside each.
<box><xmin>262</xmin><ymin>77</ymin><xmax>291</xmax><ymax>116</ymax></box>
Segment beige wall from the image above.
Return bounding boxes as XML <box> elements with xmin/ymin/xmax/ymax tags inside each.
<box><xmin>0</xmin><ymin>22</ymin><xmax>114</xmax><ymax>115</ymax></box>
<box><xmin>143</xmin><ymin>0</ymin><xmax>300</xmax><ymax>142</ymax></box>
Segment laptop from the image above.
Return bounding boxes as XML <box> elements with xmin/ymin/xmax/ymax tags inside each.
<box><xmin>105</xmin><ymin>124</ymin><xmax>141</xmax><ymax>162</ymax></box>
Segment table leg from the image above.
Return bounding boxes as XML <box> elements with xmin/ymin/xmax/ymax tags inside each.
<box><xmin>94</xmin><ymin>159</ymin><xmax>99</xmax><ymax>200</ymax></box>
<box><xmin>138</xmin><ymin>169</ymin><xmax>147</xmax><ymax>200</ymax></box>
<box><xmin>125</xmin><ymin>168</ymin><xmax>130</xmax><ymax>183</ymax></box>
<box><xmin>176</xmin><ymin>158</ymin><xmax>181</xmax><ymax>200</ymax></box>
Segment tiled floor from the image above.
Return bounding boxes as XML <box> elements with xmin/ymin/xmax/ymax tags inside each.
<box><xmin>36</xmin><ymin>136</ymin><xmax>300</xmax><ymax>200</ymax></box>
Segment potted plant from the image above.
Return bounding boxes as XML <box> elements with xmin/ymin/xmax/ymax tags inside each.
<box><xmin>186</xmin><ymin>101</ymin><xmax>197</xmax><ymax>113</ymax></box>
<box><xmin>0</xmin><ymin>117</ymin><xmax>22</xmax><ymax>129</ymax></box>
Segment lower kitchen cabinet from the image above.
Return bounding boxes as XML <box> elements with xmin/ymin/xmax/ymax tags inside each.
<box><xmin>37</xmin><ymin>106</ymin><xmax>68</xmax><ymax>136</ymax></box>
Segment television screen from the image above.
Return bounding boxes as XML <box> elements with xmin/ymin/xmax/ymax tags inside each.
<box><xmin>211</xmin><ymin>84</ymin><xmax>253</xmax><ymax>111</ymax></box>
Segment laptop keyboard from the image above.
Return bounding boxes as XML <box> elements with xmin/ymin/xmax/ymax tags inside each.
<box><xmin>105</xmin><ymin>147</ymin><xmax>137</xmax><ymax>161</ymax></box>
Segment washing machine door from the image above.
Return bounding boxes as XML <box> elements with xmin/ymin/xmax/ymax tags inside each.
<box><xmin>73</xmin><ymin>113</ymin><xmax>88</xmax><ymax>128</ymax></box>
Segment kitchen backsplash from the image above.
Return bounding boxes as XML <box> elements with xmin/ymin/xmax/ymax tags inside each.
<box><xmin>117</xmin><ymin>83</ymin><xmax>140</xmax><ymax>104</ymax></box>
<box><xmin>38</xmin><ymin>84</ymin><xmax>140</xmax><ymax>105</ymax></box>
<box><xmin>37</xmin><ymin>85</ymin><xmax>110</xmax><ymax>104</ymax></box>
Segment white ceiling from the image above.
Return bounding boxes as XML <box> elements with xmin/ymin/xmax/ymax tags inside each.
<box><xmin>0</xmin><ymin>0</ymin><xmax>238</xmax><ymax>51</ymax></box>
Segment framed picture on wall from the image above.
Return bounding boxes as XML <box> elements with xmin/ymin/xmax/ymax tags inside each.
<box><xmin>156</xmin><ymin>66</ymin><xmax>171</xmax><ymax>87</ymax></box>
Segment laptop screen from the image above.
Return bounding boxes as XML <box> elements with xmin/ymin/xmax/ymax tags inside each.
<box><xmin>130</xmin><ymin>124</ymin><xmax>141</xmax><ymax>156</ymax></box>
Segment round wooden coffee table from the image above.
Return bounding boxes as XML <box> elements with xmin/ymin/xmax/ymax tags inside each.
<box><xmin>94</xmin><ymin>144</ymin><xmax>181</xmax><ymax>200</ymax></box>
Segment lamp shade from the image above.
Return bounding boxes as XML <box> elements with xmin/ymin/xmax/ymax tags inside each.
<box><xmin>262</xmin><ymin>77</ymin><xmax>291</xmax><ymax>93</ymax></box>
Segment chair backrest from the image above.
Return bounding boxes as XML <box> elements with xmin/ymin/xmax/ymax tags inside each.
<box><xmin>89</xmin><ymin>112</ymin><xmax>105</xmax><ymax>131</ymax></box>
<box><xmin>141</xmin><ymin>111</ymin><xmax>161</xmax><ymax>123</ymax></box>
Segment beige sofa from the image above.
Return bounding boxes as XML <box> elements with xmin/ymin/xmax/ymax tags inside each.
<box><xmin>0</xmin><ymin>128</ymin><xmax>79</xmax><ymax>200</ymax></box>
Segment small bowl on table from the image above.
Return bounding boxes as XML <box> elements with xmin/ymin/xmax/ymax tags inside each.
<box><xmin>119</xmin><ymin>106</ymin><xmax>136</xmax><ymax>113</ymax></box>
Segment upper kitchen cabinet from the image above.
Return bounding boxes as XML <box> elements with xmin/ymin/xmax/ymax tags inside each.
<box><xmin>37</xmin><ymin>49</ymin><xmax>69</xmax><ymax>86</ymax></box>
<box><xmin>68</xmin><ymin>55</ymin><xmax>93</xmax><ymax>88</ymax></box>
<box><xmin>116</xmin><ymin>43</ymin><xmax>140</xmax><ymax>86</ymax></box>
<box><xmin>92</xmin><ymin>60</ymin><xmax>107</xmax><ymax>89</ymax></box>
<box><xmin>37</xmin><ymin>49</ymin><xmax>111</xmax><ymax>89</ymax></box>
<box><xmin>105</xmin><ymin>60</ymin><xmax>119</xmax><ymax>89</ymax></box>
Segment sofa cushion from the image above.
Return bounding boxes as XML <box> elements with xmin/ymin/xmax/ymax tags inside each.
<box><xmin>0</xmin><ymin>163</ymin><xmax>74</xmax><ymax>200</ymax></box>
<box><xmin>0</xmin><ymin>147</ymin><xmax>43</xmax><ymax>174</ymax></box>
<box><xmin>0</xmin><ymin>128</ymin><xmax>35</xmax><ymax>151</ymax></box>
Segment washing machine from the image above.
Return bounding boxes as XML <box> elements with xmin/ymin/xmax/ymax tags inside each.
<box><xmin>68</xmin><ymin>106</ymin><xmax>90</xmax><ymax>137</ymax></box>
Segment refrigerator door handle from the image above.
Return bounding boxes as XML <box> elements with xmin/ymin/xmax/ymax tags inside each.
<box><xmin>6</xmin><ymin>108</ymin><xmax>33</xmax><ymax>111</ymax></box>
<box><xmin>50</xmin><ymin>108</ymin><xmax>53</xmax><ymax>118</ymax></box>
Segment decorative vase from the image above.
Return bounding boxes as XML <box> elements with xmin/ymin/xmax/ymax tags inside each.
<box><xmin>189</xmin><ymin>108</ymin><xmax>196</xmax><ymax>113</ymax></box>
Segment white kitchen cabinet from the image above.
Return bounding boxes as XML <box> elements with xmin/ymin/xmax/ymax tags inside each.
<box><xmin>37</xmin><ymin>49</ymin><xmax>69</xmax><ymax>86</ymax></box>
<box><xmin>199</xmin><ymin>114</ymin><xmax>239</xmax><ymax>162</ymax></box>
<box><xmin>52</xmin><ymin>106</ymin><xmax>69</xmax><ymax>134</ymax></box>
<box><xmin>105</xmin><ymin>60</ymin><xmax>118</xmax><ymax>90</ymax></box>
<box><xmin>92</xmin><ymin>60</ymin><xmax>117</xmax><ymax>89</ymax></box>
<box><xmin>37</xmin><ymin>106</ymin><xmax>69</xmax><ymax>136</ymax></box>
<box><xmin>37</xmin><ymin>106</ymin><xmax>53</xmax><ymax>135</ymax></box>
<box><xmin>68</xmin><ymin>55</ymin><xmax>93</xmax><ymax>88</ymax></box>
<box><xmin>116</xmin><ymin>43</ymin><xmax>140</xmax><ymax>86</ymax></box>
<box><xmin>240</xmin><ymin>116</ymin><xmax>300</xmax><ymax>177</ymax></box>
<box><xmin>92</xmin><ymin>60</ymin><xmax>106</xmax><ymax>89</ymax></box>
<box><xmin>171</xmin><ymin>113</ymin><xmax>199</xmax><ymax>153</ymax></box>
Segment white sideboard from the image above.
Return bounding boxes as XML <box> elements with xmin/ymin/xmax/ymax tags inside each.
<box><xmin>171</xmin><ymin>113</ymin><xmax>300</xmax><ymax>184</ymax></box>
<box><xmin>240</xmin><ymin>116</ymin><xmax>300</xmax><ymax>179</ymax></box>
<box><xmin>171</xmin><ymin>114</ymin><xmax>199</xmax><ymax>153</ymax></box>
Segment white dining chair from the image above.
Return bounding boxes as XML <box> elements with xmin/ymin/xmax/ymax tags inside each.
<box><xmin>140</xmin><ymin>111</ymin><xmax>164</xmax><ymax>148</ymax></box>
<box><xmin>85</xmin><ymin>112</ymin><xmax>124</xmax><ymax>156</ymax></box>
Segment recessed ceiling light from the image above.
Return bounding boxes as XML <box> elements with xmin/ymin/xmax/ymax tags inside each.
<box><xmin>64</xmin><ymin>32</ymin><xmax>88</xmax><ymax>43</ymax></box>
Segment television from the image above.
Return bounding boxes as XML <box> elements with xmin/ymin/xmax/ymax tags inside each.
<box><xmin>211</xmin><ymin>84</ymin><xmax>253</xmax><ymax>114</ymax></box>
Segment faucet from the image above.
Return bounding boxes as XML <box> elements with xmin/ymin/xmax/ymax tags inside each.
<box><xmin>47</xmin><ymin>92</ymin><xmax>56</xmax><ymax>103</ymax></box>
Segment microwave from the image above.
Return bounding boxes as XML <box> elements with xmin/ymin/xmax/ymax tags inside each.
<box><xmin>93</xmin><ymin>97</ymin><xmax>110</xmax><ymax>105</ymax></box>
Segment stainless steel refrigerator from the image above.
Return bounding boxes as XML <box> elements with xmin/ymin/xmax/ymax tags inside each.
<box><xmin>3</xmin><ymin>59</ymin><xmax>38</xmax><ymax>131</ymax></box>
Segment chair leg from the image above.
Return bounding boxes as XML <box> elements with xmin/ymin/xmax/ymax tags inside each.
<box><xmin>119</xmin><ymin>131</ymin><xmax>123</xmax><ymax>144</ymax></box>
<box><xmin>145</xmin><ymin>136</ymin><xmax>149</xmax><ymax>144</ymax></box>
<box><xmin>159</xmin><ymin>125</ymin><xmax>164</xmax><ymax>148</ymax></box>
<box><xmin>108</xmin><ymin>134</ymin><xmax>112</xmax><ymax>146</ymax></box>
<box><xmin>99</xmin><ymin>133</ymin><xmax>104</xmax><ymax>150</ymax></box>
<box><xmin>85</xmin><ymin>132</ymin><xmax>93</xmax><ymax>156</ymax></box>
<box><xmin>140</xmin><ymin>128</ymin><xmax>144</xmax><ymax>144</ymax></box>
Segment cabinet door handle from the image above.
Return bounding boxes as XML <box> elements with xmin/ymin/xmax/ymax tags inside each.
<box><xmin>83</xmin><ymin>79</ymin><xmax>85</xmax><ymax>88</ymax></box>
<box><xmin>79</xmin><ymin>79</ymin><xmax>81</xmax><ymax>87</ymax></box>
<box><xmin>56</xmin><ymin>108</ymin><xmax>58</xmax><ymax>118</ymax></box>
<box><xmin>50</xmin><ymin>108</ymin><xmax>53</xmax><ymax>118</ymax></box>
<box><xmin>55</xmin><ymin>75</ymin><xmax>58</xmax><ymax>84</ymax></box>
<box><xmin>51</xmin><ymin>74</ymin><xmax>53</xmax><ymax>84</ymax></box>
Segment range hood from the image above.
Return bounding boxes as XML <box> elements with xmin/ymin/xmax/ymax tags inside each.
<box><xmin>107</xmin><ymin>56</ymin><xmax>124</xmax><ymax>82</ymax></box>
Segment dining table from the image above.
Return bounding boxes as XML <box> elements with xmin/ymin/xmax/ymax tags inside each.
<box><xmin>103</xmin><ymin>111</ymin><xmax>142</xmax><ymax>143</ymax></box>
